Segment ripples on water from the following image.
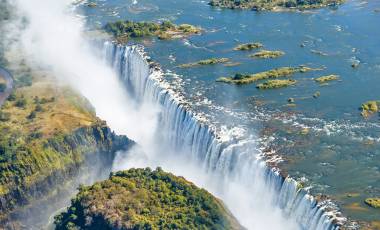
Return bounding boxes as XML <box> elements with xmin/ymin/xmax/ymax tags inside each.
<box><xmin>81</xmin><ymin>0</ymin><xmax>380</xmax><ymax>224</ymax></box>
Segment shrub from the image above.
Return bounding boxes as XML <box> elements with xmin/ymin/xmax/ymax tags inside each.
<box><xmin>15</xmin><ymin>98</ymin><xmax>27</xmax><ymax>108</ymax></box>
<box><xmin>7</xmin><ymin>92</ymin><xmax>16</xmax><ymax>101</ymax></box>
<box><xmin>27</xmin><ymin>111</ymin><xmax>36</xmax><ymax>119</ymax></box>
<box><xmin>0</xmin><ymin>83</ymin><xmax>6</xmax><ymax>92</ymax></box>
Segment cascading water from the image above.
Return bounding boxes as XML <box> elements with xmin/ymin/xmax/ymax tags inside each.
<box><xmin>103</xmin><ymin>42</ymin><xmax>344</xmax><ymax>230</ymax></box>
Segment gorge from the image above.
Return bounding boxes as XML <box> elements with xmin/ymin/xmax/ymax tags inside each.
<box><xmin>1</xmin><ymin>0</ymin><xmax>379</xmax><ymax>229</ymax></box>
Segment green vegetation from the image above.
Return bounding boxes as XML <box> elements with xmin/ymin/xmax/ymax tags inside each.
<box><xmin>0</xmin><ymin>70</ymin><xmax>130</xmax><ymax>222</ymax></box>
<box><xmin>364</xmin><ymin>198</ymin><xmax>380</xmax><ymax>208</ymax></box>
<box><xmin>104</xmin><ymin>20</ymin><xmax>201</xmax><ymax>43</ymax></box>
<box><xmin>217</xmin><ymin>66</ymin><xmax>318</xmax><ymax>85</ymax></box>
<box><xmin>209</xmin><ymin>0</ymin><xmax>345</xmax><ymax>11</ymax></box>
<box><xmin>14</xmin><ymin>73</ymin><xmax>32</xmax><ymax>88</ymax></box>
<box><xmin>178</xmin><ymin>58</ymin><xmax>230</xmax><ymax>68</ymax></box>
<box><xmin>249</xmin><ymin>50</ymin><xmax>285</xmax><ymax>59</ymax></box>
<box><xmin>256</xmin><ymin>79</ymin><xmax>296</xmax><ymax>89</ymax></box>
<box><xmin>234</xmin><ymin>42</ymin><xmax>263</xmax><ymax>51</ymax></box>
<box><xmin>54</xmin><ymin>168</ymin><xmax>242</xmax><ymax>230</ymax></box>
<box><xmin>314</xmin><ymin>74</ymin><xmax>339</xmax><ymax>83</ymax></box>
<box><xmin>361</xmin><ymin>101</ymin><xmax>379</xmax><ymax>117</ymax></box>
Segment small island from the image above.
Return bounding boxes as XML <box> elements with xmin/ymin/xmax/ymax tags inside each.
<box><xmin>365</xmin><ymin>198</ymin><xmax>380</xmax><ymax>209</ymax></box>
<box><xmin>314</xmin><ymin>74</ymin><xmax>339</xmax><ymax>83</ymax></box>
<box><xmin>209</xmin><ymin>0</ymin><xmax>345</xmax><ymax>11</ymax></box>
<box><xmin>217</xmin><ymin>66</ymin><xmax>318</xmax><ymax>85</ymax></box>
<box><xmin>361</xmin><ymin>100</ymin><xmax>379</xmax><ymax>117</ymax></box>
<box><xmin>234</xmin><ymin>42</ymin><xmax>263</xmax><ymax>51</ymax></box>
<box><xmin>249</xmin><ymin>50</ymin><xmax>285</xmax><ymax>59</ymax></box>
<box><xmin>178</xmin><ymin>58</ymin><xmax>230</xmax><ymax>68</ymax></box>
<box><xmin>104</xmin><ymin>20</ymin><xmax>201</xmax><ymax>43</ymax></box>
<box><xmin>256</xmin><ymin>79</ymin><xmax>296</xmax><ymax>89</ymax></box>
<box><xmin>54</xmin><ymin>167</ymin><xmax>243</xmax><ymax>230</ymax></box>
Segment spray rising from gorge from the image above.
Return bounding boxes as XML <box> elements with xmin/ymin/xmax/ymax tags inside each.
<box><xmin>4</xmin><ymin>0</ymin><xmax>342</xmax><ymax>229</ymax></box>
<box><xmin>4</xmin><ymin>0</ymin><xmax>157</xmax><ymax>143</ymax></box>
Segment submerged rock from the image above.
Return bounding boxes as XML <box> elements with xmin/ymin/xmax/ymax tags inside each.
<box><xmin>209</xmin><ymin>0</ymin><xmax>346</xmax><ymax>11</ymax></box>
<box><xmin>217</xmin><ymin>66</ymin><xmax>320</xmax><ymax>85</ymax></box>
<box><xmin>249</xmin><ymin>50</ymin><xmax>285</xmax><ymax>59</ymax></box>
<box><xmin>178</xmin><ymin>58</ymin><xmax>230</xmax><ymax>68</ymax></box>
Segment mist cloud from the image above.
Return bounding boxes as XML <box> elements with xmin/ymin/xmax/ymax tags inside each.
<box><xmin>1</xmin><ymin>1</ymin><xmax>301</xmax><ymax>229</ymax></box>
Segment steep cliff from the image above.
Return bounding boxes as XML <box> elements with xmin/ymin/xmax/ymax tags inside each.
<box><xmin>0</xmin><ymin>66</ymin><xmax>132</xmax><ymax>227</ymax></box>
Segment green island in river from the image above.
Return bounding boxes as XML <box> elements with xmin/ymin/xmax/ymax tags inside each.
<box><xmin>249</xmin><ymin>50</ymin><xmax>285</xmax><ymax>59</ymax></box>
<box><xmin>217</xmin><ymin>66</ymin><xmax>319</xmax><ymax>85</ymax></box>
<box><xmin>178</xmin><ymin>58</ymin><xmax>230</xmax><ymax>68</ymax></box>
<box><xmin>104</xmin><ymin>20</ymin><xmax>201</xmax><ymax>43</ymax></box>
<box><xmin>209</xmin><ymin>0</ymin><xmax>345</xmax><ymax>11</ymax></box>
<box><xmin>54</xmin><ymin>167</ymin><xmax>243</xmax><ymax>230</ymax></box>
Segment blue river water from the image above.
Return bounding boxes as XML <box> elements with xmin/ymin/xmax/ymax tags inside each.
<box><xmin>80</xmin><ymin>0</ymin><xmax>380</xmax><ymax>224</ymax></box>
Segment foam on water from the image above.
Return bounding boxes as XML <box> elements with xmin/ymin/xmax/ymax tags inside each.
<box><xmin>104</xmin><ymin>42</ymin><xmax>345</xmax><ymax>230</ymax></box>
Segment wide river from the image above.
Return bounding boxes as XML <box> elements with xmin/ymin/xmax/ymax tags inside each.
<box><xmin>80</xmin><ymin>0</ymin><xmax>380</xmax><ymax>225</ymax></box>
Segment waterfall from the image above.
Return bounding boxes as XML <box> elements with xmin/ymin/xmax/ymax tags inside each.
<box><xmin>103</xmin><ymin>42</ymin><xmax>344</xmax><ymax>230</ymax></box>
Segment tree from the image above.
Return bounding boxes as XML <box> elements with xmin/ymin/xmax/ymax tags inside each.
<box><xmin>0</xmin><ymin>83</ymin><xmax>6</xmax><ymax>92</ymax></box>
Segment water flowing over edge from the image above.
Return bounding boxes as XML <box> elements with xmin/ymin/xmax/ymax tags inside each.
<box><xmin>102</xmin><ymin>41</ymin><xmax>347</xmax><ymax>230</ymax></box>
